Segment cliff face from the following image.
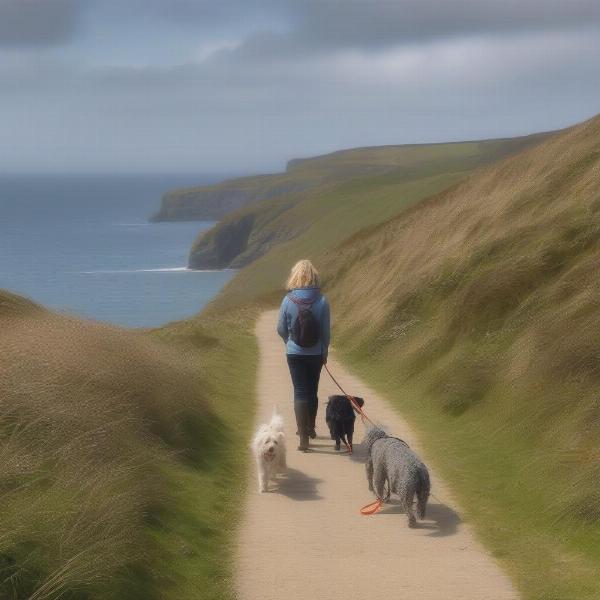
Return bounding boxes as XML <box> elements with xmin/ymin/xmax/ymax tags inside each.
<box><xmin>187</xmin><ymin>213</ymin><xmax>255</xmax><ymax>269</ymax></box>
<box><xmin>188</xmin><ymin>133</ymin><xmax>551</xmax><ymax>270</ymax></box>
<box><xmin>151</xmin><ymin>174</ymin><xmax>310</xmax><ymax>221</ymax></box>
<box><xmin>152</xmin><ymin>187</ymin><xmax>254</xmax><ymax>222</ymax></box>
<box><xmin>188</xmin><ymin>192</ymin><xmax>302</xmax><ymax>270</ymax></box>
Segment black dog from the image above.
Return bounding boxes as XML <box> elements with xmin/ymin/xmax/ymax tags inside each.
<box><xmin>325</xmin><ymin>395</ymin><xmax>365</xmax><ymax>452</ymax></box>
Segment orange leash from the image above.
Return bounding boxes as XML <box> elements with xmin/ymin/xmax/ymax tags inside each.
<box><xmin>360</xmin><ymin>499</ymin><xmax>383</xmax><ymax>515</ymax></box>
<box><xmin>323</xmin><ymin>363</ymin><xmax>375</xmax><ymax>427</ymax></box>
<box><xmin>324</xmin><ymin>363</ymin><xmax>383</xmax><ymax>514</ymax></box>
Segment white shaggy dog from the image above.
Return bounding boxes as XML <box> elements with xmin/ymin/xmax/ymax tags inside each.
<box><xmin>252</xmin><ymin>411</ymin><xmax>287</xmax><ymax>492</ymax></box>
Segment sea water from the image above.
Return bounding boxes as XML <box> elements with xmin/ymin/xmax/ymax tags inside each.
<box><xmin>0</xmin><ymin>174</ymin><xmax>235</xmax><ymax>327</ymax></box>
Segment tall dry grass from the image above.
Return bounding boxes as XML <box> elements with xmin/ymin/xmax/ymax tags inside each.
<box><xmin>320</xmin><ymin>114</ymin><xmax>600</xmax><ymax>596</ymax></box>
<box><xmin>325</xmin><ymin>111</ymin><xmax>600</xmax><ymax>456</ymax></box>
<box><xmin>0</xmin><ymin>293</ymin><xmax>215</xmax><ymax>599</ymax></box>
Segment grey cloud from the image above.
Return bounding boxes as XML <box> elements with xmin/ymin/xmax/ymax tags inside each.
<box><xmin>6</xmin><ymin>0</ymin><xmax>595</xmax><ymax>55</ymax></box>
<box><xmin>293</xmin><ymin>0</ymin><xmax>600</xmax><ymax>48</ymax></box>
<box><xmin>83</xmin><ymin>1</ymin><xmax>600</xmax><ymax>56</ymax></box>
<box><xmin>1</xmin><ymin>1</ymin><xmax>600</xmax><ymax>173</ymax></box>
<box><xmin>120</xmin><ymin>0</ymin><xmax>600</xmax><ymax>50</ymax></box>
<box><xmin>92</xmin><ymin>0</ymin><xmax>290</xmax><ymax>33</ymax></box>
<box><xmin>1</xmin><ymin>28</ymin><xmax>599</xmax><ymax>173</ymax></box>
<box><xmin>0</xmin><ymin>0</ymin><xmax>81</xmax><ymax>46</ymax></box>
<box><xmin>154</xmin><ymin>0</ymin><xmax>286</xmax><ymax>25</ymax></box>
<box><xmin>126</xmin><ymin>0</ymin><xmax>600</xmax><ymax>67</ymax></box>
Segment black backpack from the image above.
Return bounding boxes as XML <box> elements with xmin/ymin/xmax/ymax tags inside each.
<box><xmin>288</xmin><ymin>293</ymin><xmax>321</xmax><ymax>347</ymax></box>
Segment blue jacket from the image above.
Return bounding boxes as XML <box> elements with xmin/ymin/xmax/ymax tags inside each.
<box><xmin>277</xmin><ymin>287</ymin><xmax>330</xmax><ymax>358</ymax></box>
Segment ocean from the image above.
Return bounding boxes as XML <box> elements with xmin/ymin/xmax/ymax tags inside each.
<box><xmin>0</xmin><ymin>174</ymin><xmax>234</xmax><ymax>328</ymax></box>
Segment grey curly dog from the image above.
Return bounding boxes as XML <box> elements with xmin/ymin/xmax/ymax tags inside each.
<box><xmin>364</xmin><ymin>426</ymin><xmax>431</xmax><ymax>527</ymax></box>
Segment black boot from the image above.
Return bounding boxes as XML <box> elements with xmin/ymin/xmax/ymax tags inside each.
<box><xmin>308</xmin><ymin>398</ymin><xmax>318</xmax><ymax>439</ymax></box>
<box><xmin>298</xmin><ymin>435</ymin><xmax>309</xmax><ymax>452</ymax></box>
<box><xmin>294</xmin><ymin>402</ymin><xmax>310</xmax><ymax>452</ymax></box>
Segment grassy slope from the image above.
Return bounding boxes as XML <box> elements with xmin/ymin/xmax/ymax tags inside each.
<box><xmin>152</xmin><ymin>143</ymin><xmax>439</xmax><ymax>221</ymax></box>
<box><xmin>0</xmin><ymin>291</ymin><xmax>257</xmax><ymax>600</ymax></box>
<box><xmin>187</xmin><ymin>134</ymin><xmax>551</xmax><ymax>268</ymax></box>
<box><xmin>318</xmin><ymin>114</ymin><xmax>600</xmax><ymax>599</ymax></box>
<box><xmin>153</xmin><ymin>172</ymin><xmax>306</xmax><ymax>222</ymax></box>
<box><xmin>206</xmin><ymin>114</ymin><xmax>600</xmax><ymax>599</ymax></box>
<box><xmin>150</xmin><ymin>310</ymin><xmax>257</xmax><ymax>600</ymax></box>
<box><xmin>155</xmin><ymin>137</ymin><xmax>548</xmax><ymax>222</ymax></box>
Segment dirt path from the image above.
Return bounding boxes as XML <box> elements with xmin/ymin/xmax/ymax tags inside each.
<box><xmin>236</xmin><ymin>311</ymin><xmax>518</xmax><ymax>600</ymax></box>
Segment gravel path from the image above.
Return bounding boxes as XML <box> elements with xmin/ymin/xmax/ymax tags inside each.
<box><xmin>235</xmin><ymin>311</ymin><xmax>518</xmax><ymax>600</ymax></box>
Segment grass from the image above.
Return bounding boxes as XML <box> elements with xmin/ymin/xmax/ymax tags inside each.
<box><xmin>188</xmin><ymin>133</ymin><xmax>551</xmax><ymax>269</ymax></box>
<box><xmin>154</xmin><ymin>134</ymin><xmax>550</xmax><ymax>222</ymax></box>
<box><xmin>321</xmin><ymin>113</ymin><xmax>600</xmax><ymax>599</ymax></box>
<box><xmin>212</xmin><ymin>170</ymin><xmax>468</xmax><ymax>303</ymax></box>
<box><xmin>336</xmin><ymin>351</ymin><xmax>600</xmax><ymax>600</ymax></box>
<box><xmin>0</xmin><ymin>292</ymin><xmax>258</xmax><ymax>600</ymax></box>
<box><xmin>148</xmin><ymin>308</ymin><xmax>258</xmax><ymax>600</ymax></box>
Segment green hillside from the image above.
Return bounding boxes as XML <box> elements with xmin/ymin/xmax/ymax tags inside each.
<box><xmin>152</xmin><ymin>147</ymin><xmax>409</xmax><ymax>221</ymax></box>
<box><xmin>187</xmin><ymin>133</ymin><xmax>551</xmax><ymax>269</ymax></box>
<box><xmin>0</xmin><ymin>291</ymin><xmax>256</xmax><ymax>600</ymax></box>
<box><xmin>155</xmin><ymin>139</ymin><xmax>548</xmax><ymax>222</ymax></box>
<box><xmin>206</xmin><ymin>113</ymin><xmax>600</xmax><ymax>599</ymax></box>
<box><xmin>320</xmin><ymin>114</ymin><xmax>600</xmax><ymax>598</ymax></box>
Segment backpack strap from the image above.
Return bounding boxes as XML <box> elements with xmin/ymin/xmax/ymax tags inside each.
<box><xmin>287</xmin><ymin>293</ymin><xmax>316</xmax><ymax>307</ymax></box>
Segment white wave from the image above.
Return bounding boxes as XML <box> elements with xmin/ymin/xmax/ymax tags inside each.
<box><xmin>137</xmin><ymin>267</ymin><xmax>189</xmax><ymax>272</ymax></box>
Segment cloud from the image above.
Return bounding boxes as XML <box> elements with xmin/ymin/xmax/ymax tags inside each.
<box><xmin>153</xmin><ymin>0</ymin><xmax>286</xmax><ymax>25</ymax></box>
<box><xmin>137</xmin><ymin>0</ymin><xmax>600</xmax><ymax>67</ymax></box>
<box><xmin>75</xmin><ymin>1</ymin><xmax>600</xmax><ymax>63</ymax></box>
<box><xmin>1</xmin><ymin>26</ymin><xmax>599</xmax><ymax>173</ymax></box>
<box><xmin>6</xmin><ymin>0</ymin><xmax>598</xmax><ymax>54</ymax></box>
<box><xmin>0</xmin><ymin>0</ymin><xmax>81</xmax><ymax>47</ymax></box>
<box><xmin>291</xmin><ymin>0</ymin><xmax>600</xmax><ymax>48</ymax></box>
<box><xmin>0</xmin><ymin>0</ymin><xmax>599</xmax><ymax>172</ymax></box>
<box><xmin>126</xmin><ymin>0</ymin><xmax>600</xmax><ymax>51</ymax></box>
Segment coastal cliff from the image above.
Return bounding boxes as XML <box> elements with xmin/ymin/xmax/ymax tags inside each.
<box><xmin>151</xmin><ymin>173</ymin><xmax>311</xmax><ymax>221</ymax></box>
<box><xmin>155</xmin><ymin>139</ymin><xmax>522</xmax><ymax>223</ymax></box>
<box><xmin>188</xmin><ymin>133</ymin><xmax>550</xmax><ymax>270</ymax></box>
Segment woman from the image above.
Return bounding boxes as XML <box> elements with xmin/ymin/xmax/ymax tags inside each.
<box><xmin>277</xmin><ymin>259</ymin><xmax>330</xmax><ymax>452</ymax></box>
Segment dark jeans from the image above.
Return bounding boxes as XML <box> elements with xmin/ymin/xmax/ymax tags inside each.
<box><xmin>286</xmin><ymin>354</ymin><xmax>323</xmax><ymax>432</ymax></box>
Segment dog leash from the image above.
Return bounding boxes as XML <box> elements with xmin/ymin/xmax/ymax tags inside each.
<box><xmin>360</xmin><ymin>436</ymin><xmax>410</xmax><ymax>515</ymax></box>
<box><xmin>324</xmin><ymin>363</ymin><xmax>387</xmax><ymax>514</ymax></box>
<box><xmin>324</xmin><ymin>363</ymin><xmax>420</xmax><ymax>516</ymax></box>
<box><xmin>360</xmin><ymin>481</ymin><xmax>390</xmax><ymax>515</ymax></box>
<box><xmin>323</xmin><ymin>362</ymin><xmax>370</xmax><ymax>453</ymax></box>
<box><xmin>323</xmin><ymin>363</ymin><xmax>375</xmax><ymax>427</ymax></box>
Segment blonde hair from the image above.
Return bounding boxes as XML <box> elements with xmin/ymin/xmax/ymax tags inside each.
<box><xmin>286</xmin><ymin>259</ymin><xmax>321</xmax><ymax>290</ymax></box>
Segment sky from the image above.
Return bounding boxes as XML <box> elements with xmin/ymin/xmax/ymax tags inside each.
<box><xmin>1</xmin><ymin>0</ymin><xmax>599</xmax><ymax>174</ymax></box>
